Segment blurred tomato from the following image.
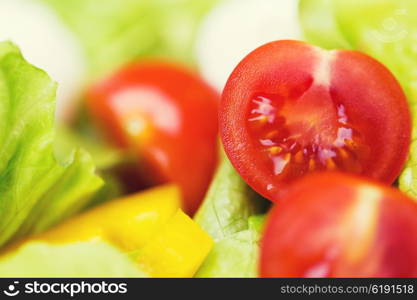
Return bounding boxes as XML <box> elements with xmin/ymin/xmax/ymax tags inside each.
<box><xmin>260</xmin><ymin>172</ymin><xmax>417</xmax><ymax>277</ymax></box>
<box><xmin>88</xmin><ymin>61</ymin><xmax>219</xmax><ymax>214</ymax></box>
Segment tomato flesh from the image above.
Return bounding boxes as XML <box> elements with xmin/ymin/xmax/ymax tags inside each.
<box><xmin>88</xmin><ymin>61</ymin><xmax>219</xmax><ymax>214</ymax></box>
<box><xmin>247</xmin><ymin>88</ymin><xmax>366</xmax><ymax>182</ymax></box>
<box><xmin>221</xmin><ymin>40</ymin><xmax>411</xmax><ymax>201</ymax></box>
<box><xmin>260</xmin><ymin>172</ymin><xmax>417</xmax><ymax>277</ymax></box>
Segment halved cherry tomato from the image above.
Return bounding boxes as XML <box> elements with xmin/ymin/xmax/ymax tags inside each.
<box><xmin>220</xmin><ymin>40</ymin><xmax>411</xmax><ymax>201</ymax></box>
<box><xmin>260</xmin><ymin>172</ymin><xmax>417</xmax><ymax>277</ymax></box>
<box><xmin>88</xmin><ymin>61</ymin><xmax>219</xmax><ymax>214</ymax></box>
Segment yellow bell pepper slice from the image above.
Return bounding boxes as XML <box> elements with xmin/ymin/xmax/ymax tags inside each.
<box><xmin>25</xmin><ymin>185</ymin><xmax>212</xmax><ymax>277</ymax></box>
<box><xmin>37</xmin><ymin>185</ymin><xmax>180</xmax><ymax>249</ymax></box>
<box><xmin>136</xmin><ymin>210</ymin><xmax>213</xmax><ymax>277</ymax></box>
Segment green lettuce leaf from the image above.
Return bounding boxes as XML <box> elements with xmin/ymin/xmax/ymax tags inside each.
<box><xmin>0</xmin><ymin>241</ymin><xmax>146</xmax><ymax>277</ymax></box>
<box><xmin>41</xmin><ymin>0</ymin><xmax>219</xmax><ymax>77</ymax></box>
<box><xmin>0</xmin><ymin>42</ymin><xmax>102</xmax><ymax>247</ymax></box>
<box><xmin>54</xmin><ymin>126</ymin><xmax>126</xmax><ymax>206</ymax></box>
<box><xmin>149</xmin><ymin>0</ymin><xmax>220</xmax><ymax>64</ymax></box>
<box><xmin>299</xmin><ymin>0</ymin><xmax>351</xmax><ymax>49</ymax></box>
<box><xmin>299</xmin><ymin>0</ymin><xmax>417</xmax><ymax>197</ymax></box>
<box><xmin>195</xmin><ymin>215</ymin><xmax>265</xmax><ymax>278</ymax></box>
<box><xmin>194</xmin><ymin>156</ymin><xmax>267</xmax><ymax>277</ymax></box>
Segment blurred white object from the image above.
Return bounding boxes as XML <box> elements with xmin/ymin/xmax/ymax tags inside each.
<box><xmin>0</xmin><ymin>0</ymin><xmax>87</xmax><ymax>122</ymax></box>
<box><xmin>196</xmin><ymin>0</ymin><xmax>302</xmax><ymax>92</ymax></box>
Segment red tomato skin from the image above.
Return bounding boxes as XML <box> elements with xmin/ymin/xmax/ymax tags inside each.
<box><xmin>220</xmin><ymin>40</ymin><xmax>411</xmax><ymax>202</ymax></box>
<box><xmin>330</xmin><ymin>50</ymin><xmax>411</xmax><ymax>183</ymax></box>
<box><xmin>88</xmin><ymin>61</ymin><xmax>219</xmax><ymax>214</ymax></box>
<box><xmin>260</xmin><ymin>172</ymin><xmax>417</xmax><ymax>278</ymax></box>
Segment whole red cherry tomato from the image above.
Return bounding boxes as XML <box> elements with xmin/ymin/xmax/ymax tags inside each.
<box><xmin>88</xmin><ymin>61</ymin><xmax>219</xmax><ymax>214</ymax></box>
<box><xmin>260</xmin><ymin>172</ymin><xmax>417</xmax><ymax>278</ymax></box>
<box><xmin>220</xmin><ymin>40</ymin><xmax>411</xmax><ymax>202</ymax></box>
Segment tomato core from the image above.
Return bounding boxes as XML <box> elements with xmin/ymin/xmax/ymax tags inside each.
<box><xmin>246</xmin><ymin>85</ymin><xmax>368</xmax><ymax>184</ymax></box>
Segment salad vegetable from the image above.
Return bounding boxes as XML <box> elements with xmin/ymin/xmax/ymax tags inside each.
<box><xmin>260</xmin><ymin>172</ymin><xmax>417</xmax><ymax>277</ymax></box>
<box><xmin>299</xmin><ymin>0</ymin><xmax>417</xmax><ymax>198</ymax></box>
<box><xmin>196</xmin><ymin>215</ymin><xmax>265</xmax><ymax>278</ymax></box>
<box><xmin>88</xmin><ymin>61</ymin><xmax>219</xmax><ymax>214</ymax></box>
<box><xmin>194</xmin><ymin>156</ymin><xmax>267</xmax><ymax>277</ymax></box>
<box><xmin>0</xmin><ymin>241</ymin><xmax>146</xmax><ymax>277</ymax></box>
<box><xmin>0</xmin><ymin>41</ymin><xmax>102</xmax><ymax>247</ymax></box>
<box><xmin>220</xmin><ymin>40</ymin><xmax>411</xmax><ymax>202</ymax></box>
<box><xmin>8</xmin><ymin>185</ymin><xmax>212</xmax><ymax>277</ymax></box>
<box><xmin>1</xmin><ymin>0</ymin><xmax>417</xmax><ymax>279</ymax></box>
